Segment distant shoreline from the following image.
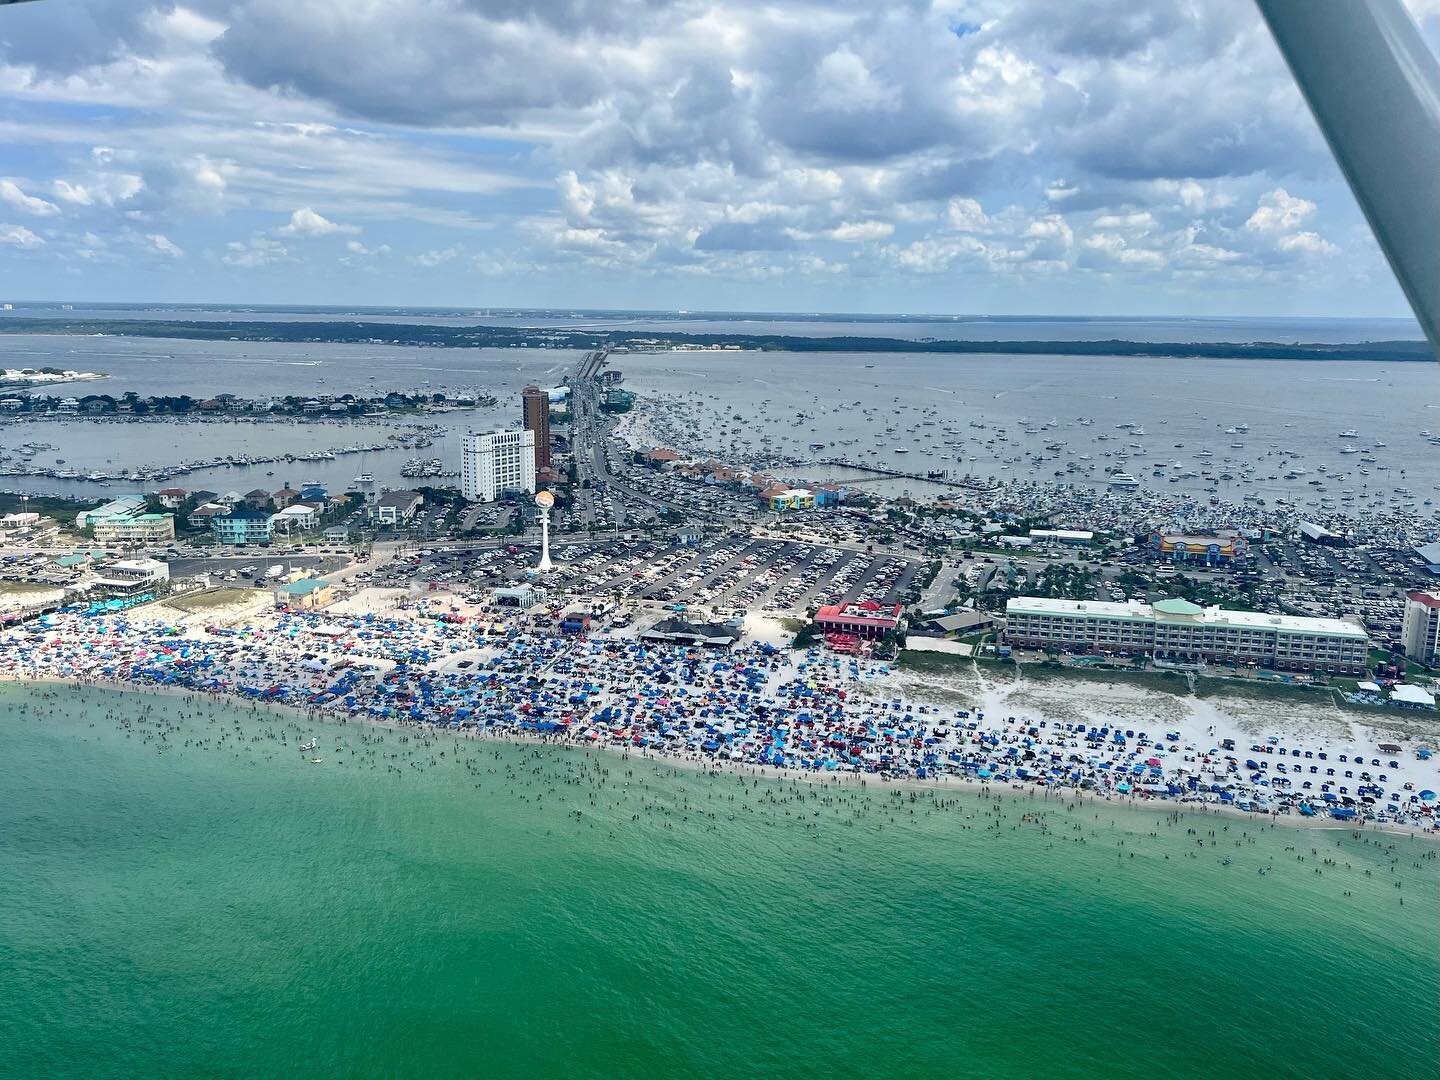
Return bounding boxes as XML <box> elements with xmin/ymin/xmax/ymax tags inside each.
<box><xmin>0</xmin><ymin>319</ymin><xmax>1432</xmax><ymax>362</ymax></box>
<box><xmin>0</xmin><ymin>368</ymin><xmax>106</xmax><ymax>389</ymax></box>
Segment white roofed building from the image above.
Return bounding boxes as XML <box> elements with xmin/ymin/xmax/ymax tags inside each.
<box><xmin>1005</xmin><ymin>596</ymin><xmax>1368</xmax><ymax>674</ymax></box>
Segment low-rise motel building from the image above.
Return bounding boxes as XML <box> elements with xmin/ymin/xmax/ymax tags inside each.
<box><xmin>1151</xmin><ymin>531</ymin><xmax>1249</xmax><ymax>565</ymax></box>
<box><xmin>1004</xmin><ymin>596</ymin><xmax>1369</xmax><ymax>674</ymax></box>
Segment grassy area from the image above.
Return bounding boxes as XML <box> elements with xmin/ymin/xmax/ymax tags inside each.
<box><xmin>0</xmin><ymin>492</ymin><xmax>96</xmax><ymax>526</ymax></box>
<box><xmin>1369</xmin><ymin>647</ymin><xmax>1432</xmax><ymax>678</ymax></box>
<box><xmin>898</xmin><ymin>650</ymin><xmax>1008</xmax><ymax>674</ymax></box>
<box><xmin>163</xmin><ymin>588</ymin><xmax>263</xmax><ymax>614</ymax></box>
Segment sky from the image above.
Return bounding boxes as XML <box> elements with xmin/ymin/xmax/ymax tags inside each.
<box><xmin>0</xmin><ymin>0</ymin><xmax>1436</xmax><ymax>318</ymax></box>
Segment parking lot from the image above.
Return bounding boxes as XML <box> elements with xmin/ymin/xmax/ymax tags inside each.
<box><xmin>356</xmin><ymin>533</ymin><xmax>918</xmax><ymax>616</ymax></box>
<box><xmin>169</xmin><ymin>553</ymin><xmax>348</xmax><ymax>586</ymax></box>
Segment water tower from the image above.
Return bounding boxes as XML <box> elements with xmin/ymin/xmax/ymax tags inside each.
<box><xmin>534</xmin><ymin>489</ymin><xmax>555</xmax><ymax>573</ymax></box>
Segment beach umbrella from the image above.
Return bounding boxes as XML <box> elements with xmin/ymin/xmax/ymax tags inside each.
<box><xmin>1420</xmin><ymin>790</ymin><xmax>1437</xmax><ymax>802</ymax></box>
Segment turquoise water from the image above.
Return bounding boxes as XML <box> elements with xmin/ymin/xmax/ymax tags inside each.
<box><xmin>1</xmin><ymin>682</ymin><xmax>1436</xmax><ymax>1079</ymax></box>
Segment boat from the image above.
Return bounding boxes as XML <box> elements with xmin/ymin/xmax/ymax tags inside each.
<box><xmin>1106</xmin><ymin>472</ymin><xmax>1140</xmax><ymax>489</ymax></box>
<box><xmin>1338</xmin><ymin>429</ymin><xmax>1360</xmax><ymax>438</ymax></box>
<box><xmin>310</xmin><ymin>757</ymin><xmax>324</xmax><ymax>764</ymax></box>
<box><xmin>300</xmin><ymin>739</ymin><xmax>318</xmax><ymax>752</ymax></box>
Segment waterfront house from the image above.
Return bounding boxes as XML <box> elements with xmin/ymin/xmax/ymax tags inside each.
<box><xmin>187</xmin><ymin>503</ymin><xmax>229</xmax><ymax>528</ymax></box>
<box><xmin>271</xmin><ymin>504</ymin><xmax>320</xmax><ymax>534</ymax></box>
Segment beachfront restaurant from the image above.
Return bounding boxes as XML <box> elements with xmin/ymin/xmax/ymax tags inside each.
<box><xmin>273</xmin><ymin>578</ymin><xmax>334</xmax><ymax>611</ymax></box>
<box><xmin>813</xmin><ymin>601</ymin><xmax>902</xmax><ymax>642</ymax></box>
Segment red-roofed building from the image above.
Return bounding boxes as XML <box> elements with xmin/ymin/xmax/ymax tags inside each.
<box><xmin>638</xmin><ymin>447</ymin><xmax>683</xmax><ymax>468</ymax></box>
<box><xmin>814</xmin><ymin>600</ymin><xmax>903</xmax><ymax>641</ymax></box>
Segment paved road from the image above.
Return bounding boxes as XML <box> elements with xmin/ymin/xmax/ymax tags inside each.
<box><xmin>566</xmin><ymin>350</ymin><xmax>722</xmax><ymax>523</ymax></box>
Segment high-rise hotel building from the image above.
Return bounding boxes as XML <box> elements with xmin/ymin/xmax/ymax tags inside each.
<box><xmin>1401</xmin><ymin>591</ymin><xmax>1440</xmax><ymax>665</ymax></box>
<box><xmin>461</xmin><ymin>430</ymin><xmax>536</xmax><ymax>503</ymax></box>
<box><xmin>522</xmin><ymin>385</ymin><xmax>551</xmax><ymax>473</ymax></box>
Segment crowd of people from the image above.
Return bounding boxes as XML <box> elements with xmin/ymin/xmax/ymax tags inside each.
<box><xmin>3</xmin><ymin>597</ymin><xmax>1437</xmax><ymax>832</ymax></box>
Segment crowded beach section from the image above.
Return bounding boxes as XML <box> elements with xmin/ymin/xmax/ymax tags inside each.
<box><xmin>4</xmin><ymin>588</ymin><xmax>1437</xmax><ymax>835</ymax></box>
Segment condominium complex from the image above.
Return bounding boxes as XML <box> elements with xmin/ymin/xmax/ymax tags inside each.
<box><xmin>461</xmin><ymin>430</ymin><xmax>536</xmax><ymax>503</ymax></box>
<box><xmin>522</xmin><ymin>385</ymin><xmax>551</xmax><ymax>473</ymax></box>
<box><xmin>1004</xmin><ymin>596</ymin><xmax>1369</xmax><ymax>673</ymax></box>
<box><xmin>1401</xmin><ymin>591</ymin><xmax>1440</xmax><ymax>665</ymax></box>
<box><xmin>90</xmin><ymin>512</ymin><xmax>175</xmax><ymax>545</ymax></box>
<box><xmin>211</xmin><ymin>506</ymin><xmax>274</xmax><ymax>546</ymax></box>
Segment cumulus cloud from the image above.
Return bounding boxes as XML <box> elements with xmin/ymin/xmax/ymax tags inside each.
<box><xmin>0</xmin><ymin>0</ymin><xmax>1425</xmax><ymax>307</ymax></box>
<box><xmin>276</xmin><ymin>207</ymin><xmax>359</xmax><ymax>237</ymax></box>
<box><xmin>0</xmin><ymin>180</ymin><xmax>59</xmax><ymax>217</ymax></box>
<box><xmin>223</xmin><ymin>234</ymin><xmax>290</xmax><ymax>268</ymax></box>
<box><xmin>829</xmin><ymin>221</ymin><xmax>893</xmax><ymax>243</ymax></box>
<box><xmin>1245</xmin><ymin>188</ymin><xmax>1317</xmax><ymax>234</ymax></box>
<box><xmin>1245</xmin><ymin>187</ymin><xmax>1337</xmax><ymax>258</ymax></box>
<box><xmin>0</xmin><ymin>224</ymin><xmax>44</xmax><ymax>249</ymax></box>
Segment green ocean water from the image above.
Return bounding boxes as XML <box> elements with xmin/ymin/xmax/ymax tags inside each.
<box><xmin>1</xmin><ymin>683</ymin><xmax>1436</xmax><ymax>1080</ymax></box>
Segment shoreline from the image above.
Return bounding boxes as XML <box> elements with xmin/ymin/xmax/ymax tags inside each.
<box><xmin>5</xmin><ymin>670</ymin><xmax>1435</xmax><ymax>842</ymax></box>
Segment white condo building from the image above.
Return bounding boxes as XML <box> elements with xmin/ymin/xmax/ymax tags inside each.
<box><xmin>1004</xmin><ymin>596</ymin><xmax>1369</xmax><ymax>674</ymax></box>
<box><xmin>1401</xmin><ymin>591</ymin><xmax>1440</xmax><ymax>665</ymax></box>
<box><xmin>462</xmin><ymin>430</ymin><xmax>536</xmax><ymax>502</ymax></box>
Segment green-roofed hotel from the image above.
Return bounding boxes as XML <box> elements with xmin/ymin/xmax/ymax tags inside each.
<box><xmin>1004</xmin><ymin>596</ymin><xmax>1369</xmax><ymax>673</ymax></box>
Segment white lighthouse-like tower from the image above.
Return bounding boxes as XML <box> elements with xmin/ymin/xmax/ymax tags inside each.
<box><xmin>534</xmin><ymin>489</ymin><xmax>555</xmax><ymax>573</ymax></box>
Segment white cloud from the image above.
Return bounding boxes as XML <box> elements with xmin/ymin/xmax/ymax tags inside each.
<box><xmin>946</xmin><ymin>197</ymin><xmax>991</xmax><ymax>232</ymax></box>
<box><xmin>148</xmin><ymin>233</ymin><xmax>183</xmax><ymax>257</ymax></box>
<box><xmin>1277</xmin><ymin>231</ymin><xmax>1338</xmax><ymax>256</ymax></box>
<box><xmin>276</xmin><ymin>206</ymin><xmax>359</xmax><ymax>237</ymax></box>
<box><xmin>0</xmin><ymin>224</ymin><xmax>44</xmax><ymax>248</ymax></box>
<box><xmin>1245</xmin><ymin>187</ymin><xmax>1337</xmax><ymax>259</ymax></box>
<box><xmin>1245</xmin><ymin>188</ymin><xmax>1316</xmax><ymax>234</ymax></box>
<box><xmin>223</xmin><ymin>234</ymin><xmax>290</xmax><ymax>268</ymax></box>
<box><xmin>828</xmin><ymin>220</ymin><xmax>893</xmax><ymax>243</ymax></box>
<box><xmin>0</xmin><ymin>179</ymin><xmax>59</xmax><ymax>217</ymax></box>
<box><xmin>412</xmin><ymin>245</ymin><xmax>461</xmax><ymax>267</ymax></box>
